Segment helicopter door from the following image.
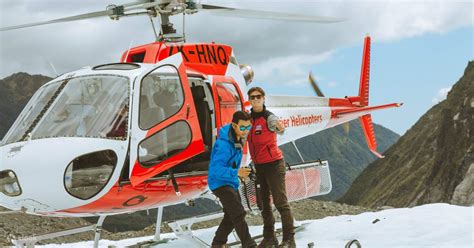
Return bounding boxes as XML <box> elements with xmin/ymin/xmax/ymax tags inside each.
<box><xmin>212</xmin><ymin>77</ymin><xmax>245</xmax><ymax>130</ymax></box>
<box><xmin>129</xmin><ymin>54</ymin><xmax>205</xmax><ymax>186</ymax></box>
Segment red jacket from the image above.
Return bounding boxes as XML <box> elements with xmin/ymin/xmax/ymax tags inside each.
<box><xmin>248</xmin><ymin>108</ymin><xmax>283</xmax><ymax>164</ymax></box>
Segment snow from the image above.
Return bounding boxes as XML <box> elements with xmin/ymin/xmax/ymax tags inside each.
<box><xmin>32</xmin><ymin>203</ymin><xmax>473</xmax><ymax>248</ymax></box>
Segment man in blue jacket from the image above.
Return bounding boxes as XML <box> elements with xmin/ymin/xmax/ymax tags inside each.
<box><xmin>208</xmin><ymin>111</ymin><xmax>257</xmax><ymax>248</ymax></box>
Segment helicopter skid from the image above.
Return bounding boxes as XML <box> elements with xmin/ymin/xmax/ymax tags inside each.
<box><xmin>11</xmin><ymin>215</ymin><xmax>106</xmax><ymax>248</ymax></box>
<box><xmin>166</xmin><ymin>212</ymin><xmax>225</xmax><ymax>247</ymax></box>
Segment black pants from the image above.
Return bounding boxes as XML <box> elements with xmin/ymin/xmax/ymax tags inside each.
<box><xmin>255</xmin><ymin>159</ymin><xmax>295</xmax><ymax>240</ymax></box>
<box><xmin>212</xmin><ymin>186</ymin><xmax>256</xmax><ymax>247</ymax></box>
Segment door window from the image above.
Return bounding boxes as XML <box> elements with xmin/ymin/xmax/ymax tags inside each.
<box><xmin>139</xmin><ymin>66</ymin><xmax>184</xmax><ymax>130</ymax></box>
<box><xmin>216</xmin><ymin>82</ymin><xmax>242</xmax><ymax>125</ymax></box>
<box><xmin>138</xmin><ymin>121</ymin><xmax>191</xmax><ymax>167</ymax></box>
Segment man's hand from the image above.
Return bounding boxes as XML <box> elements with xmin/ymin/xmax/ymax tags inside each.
<box><xmin>238</xmin><ymin>167</ymin><xmax>252</xmax><ymax>179</ymax></box>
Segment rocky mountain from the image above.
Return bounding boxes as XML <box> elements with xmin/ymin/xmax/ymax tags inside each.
<box><xmin>341</xmin><ymin>61</ymin><xmax>474</xmax><ymax>208</ymax></box>
<box><xmin>0</xmin><ymin>73</ymin><xmax>52</xmax><ymax>139</ymax></box>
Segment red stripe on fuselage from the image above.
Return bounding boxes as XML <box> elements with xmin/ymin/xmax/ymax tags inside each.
<box><xmin>58</xmin><ymin>175</ymin><xmax>208</xmax><ymax>215</ymax></box>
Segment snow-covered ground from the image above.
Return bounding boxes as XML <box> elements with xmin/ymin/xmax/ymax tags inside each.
<box><xmin>35</xmin><ymin>203</ymin><xmax>473</xmax><ymax>248</ymax></box>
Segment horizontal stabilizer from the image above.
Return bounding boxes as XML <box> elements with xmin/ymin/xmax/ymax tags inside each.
<box><xmin>333</xmin><ymin>103</ymin><xmax>402</xmax><ymax>118</ymax></box>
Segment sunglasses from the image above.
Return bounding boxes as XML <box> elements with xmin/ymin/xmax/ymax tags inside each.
<box><xmin>250</xmin><ymin>94</ymin><xmax>263</xmax><ymax>100</ymax></box>
<box><xmin>238</xmin><ymin>125</ymin><xmax>252</xmax><ymax>131</ymax></box>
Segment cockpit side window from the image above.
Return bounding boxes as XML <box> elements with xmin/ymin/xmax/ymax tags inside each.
<box><xmin>138</xmin><ymin>121</ymin><xmax>191</xmax><ymax>168</ymax></box>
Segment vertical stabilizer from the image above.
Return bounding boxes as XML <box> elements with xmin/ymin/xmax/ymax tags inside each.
<box><xmin>358</xmin><ymin>36</ymin><xmax>371</xmax><ymax>107</ymax></box>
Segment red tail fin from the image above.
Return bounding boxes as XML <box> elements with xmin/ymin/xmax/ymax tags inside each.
<box><xmin>358</xmin><ymin>37</ymin><xmax>385</xmax><ymax>158</ymax></box>
<box><xmin>358</xmin><ymin>36</ymin><xmax>371</xmax><ymax>107</ymax></box>
<box><xmin>360</xmin><ymin>114</ymin><xmax>384</xmax><ymax>158</ymax></box>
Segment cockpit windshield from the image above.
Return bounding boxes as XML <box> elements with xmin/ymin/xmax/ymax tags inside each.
<box><xmin>33</xmin><ymin>75</ymin><xmax>129</xmax><ymax>140</ymax></box>
<box><xmin>2</xmin><ymin>75</ymin><xmax>129</xmax><ymax>144</ymax></box>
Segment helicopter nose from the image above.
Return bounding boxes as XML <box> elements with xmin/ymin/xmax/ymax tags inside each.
<box><xmin>0</xmin><ymin>170</ymin><xmax>22</xmax><ymax>197</ymax></box>
<box><xmin>0</xmin><ymin>137</ymin><xmax>128</xmax><ymax>214</ymax></box>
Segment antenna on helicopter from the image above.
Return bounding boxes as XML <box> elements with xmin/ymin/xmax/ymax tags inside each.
<box><xmin>124</xmin><ymin>39</ymin><xmax>134</xmax><ymax>60</ymax></box>
<box><xmin>149</xmin><ymin>15</ymin><xmax>160</xmax><ymax>41</ymax></box>
<box><xmin>182</xmin><ymin>12</ymin><xmax>186</xmax><ymax>43</ymax></box>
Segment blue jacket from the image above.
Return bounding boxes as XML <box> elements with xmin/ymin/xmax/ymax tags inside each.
<box><xmin>208</xmin><ymin>124</ymin><xmax>242</xmax><ymax>191</ymax></box>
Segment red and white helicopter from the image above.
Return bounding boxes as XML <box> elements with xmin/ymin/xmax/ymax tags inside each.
<box><xmin>0</xmin><ymin>1</ymin><xmax>401</xmax><ymax>247</ymax></box>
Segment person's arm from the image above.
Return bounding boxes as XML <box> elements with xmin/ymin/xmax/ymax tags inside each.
<box><xmin>267</xmin><ymin>114</ymin><xmax>285</xmax><ymax>134</ymax></box>
<box><xmin>208</xmin><ymin>142</ymin><xmax>238</xmax><ymax>181</ymax></box>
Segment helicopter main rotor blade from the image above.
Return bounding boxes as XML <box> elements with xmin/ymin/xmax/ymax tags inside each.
<box><xmin>309</xmin><ymin>72</ymin><xmax>325</xmax><ymax>97</ymax></box>
<box><xmin>0</xmin><ymin>1</ymin><xmax>343</xmax><ymax>31</ymax></box>
<box><xmin>0</xmin><ymin>0</ymin><xmax>158</xmax><ymax>32</ymax></box>
<box><xmin>199</xmin><ymin>4</ymin><xmax>344</xmax><ymax>23</ymax></box>
<box><xmin>0</xmin><ymin>10</ymin><xmax>112</xmax><ymax>31</ymax></box>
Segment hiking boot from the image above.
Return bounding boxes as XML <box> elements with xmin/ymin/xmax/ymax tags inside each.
<box><xmin>257</xmin><ymin>236</ymin><xmax>279</xmax><ymax>248</ymax></box>
<box><xmin>278</xmin><ymin>238</ymin><xmax>296</xmax><ymax>248</ymax></box>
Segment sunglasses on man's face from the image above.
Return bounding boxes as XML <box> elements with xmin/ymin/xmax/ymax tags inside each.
<box><xmin>238</xmin><ymin>125</ymin><xmax>252</xmax><ymax>131</ymax></box>
<box><xmin>250</xmin><ymin>94</ymin><xmax>263</xmax><ymax>100</ymax></box>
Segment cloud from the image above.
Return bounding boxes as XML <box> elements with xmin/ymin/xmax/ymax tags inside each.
<box><xmin>0</xmin><ymin>0</ymin><xmax>472</xmax><ymax>79</ymax></box>
<box><xmin>252</xmin><ymin>51</ymin><xmax>333</xmax><ymax>86</ymax></box>
<box><xmin>432</xmin><ymin>86</ymin><xmax>452</xmax><ymax>104</ymax></box>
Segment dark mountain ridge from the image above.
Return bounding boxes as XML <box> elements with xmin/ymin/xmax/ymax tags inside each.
<box><xmin>0</xmin><ymin>72</ymin><xmax>52</xmax><ymax>138</ymax></box>
<box><xmin>342</xmin><ymin>61</ymin><xmax>473</xmax><ymax>207</ymax></box>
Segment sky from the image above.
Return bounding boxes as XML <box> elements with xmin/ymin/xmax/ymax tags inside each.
<box><xmin>0</xmin><ymin>0</ymin><xmax>473</xmax><ymax>135</ymax></box>
<box><xmin>33</xmin><ymin>203</ymin><xmax>473</xmax><ymax>248</ymax></box>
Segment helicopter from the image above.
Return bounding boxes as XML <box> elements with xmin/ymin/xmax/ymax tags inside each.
<box><xmin>0</xmin><ymin>0</ymin><xmax>402</xmax><ymax>247</ymax></box>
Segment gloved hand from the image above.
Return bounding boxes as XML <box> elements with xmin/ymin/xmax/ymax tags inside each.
<box><xmin>238</xmin><ymin>167</ymin><xmax>252</xmax><ymax>179</ymax></box>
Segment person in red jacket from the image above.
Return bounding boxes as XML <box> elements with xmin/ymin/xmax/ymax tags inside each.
<box><xmin>247</xmin><ymin>87</ymin><xmax>295</xmax><ymax>248</ymax></box>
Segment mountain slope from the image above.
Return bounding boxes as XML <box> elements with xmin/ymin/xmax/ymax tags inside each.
<box><xmin>0</xmin><ymin>73</ymin><xmax>52</xmax><ymax>139</ymax></box>
<box><xmin>341</xmin><ymin>61</ymin><xmax>474</xmax><ymax>207</ymax></box>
